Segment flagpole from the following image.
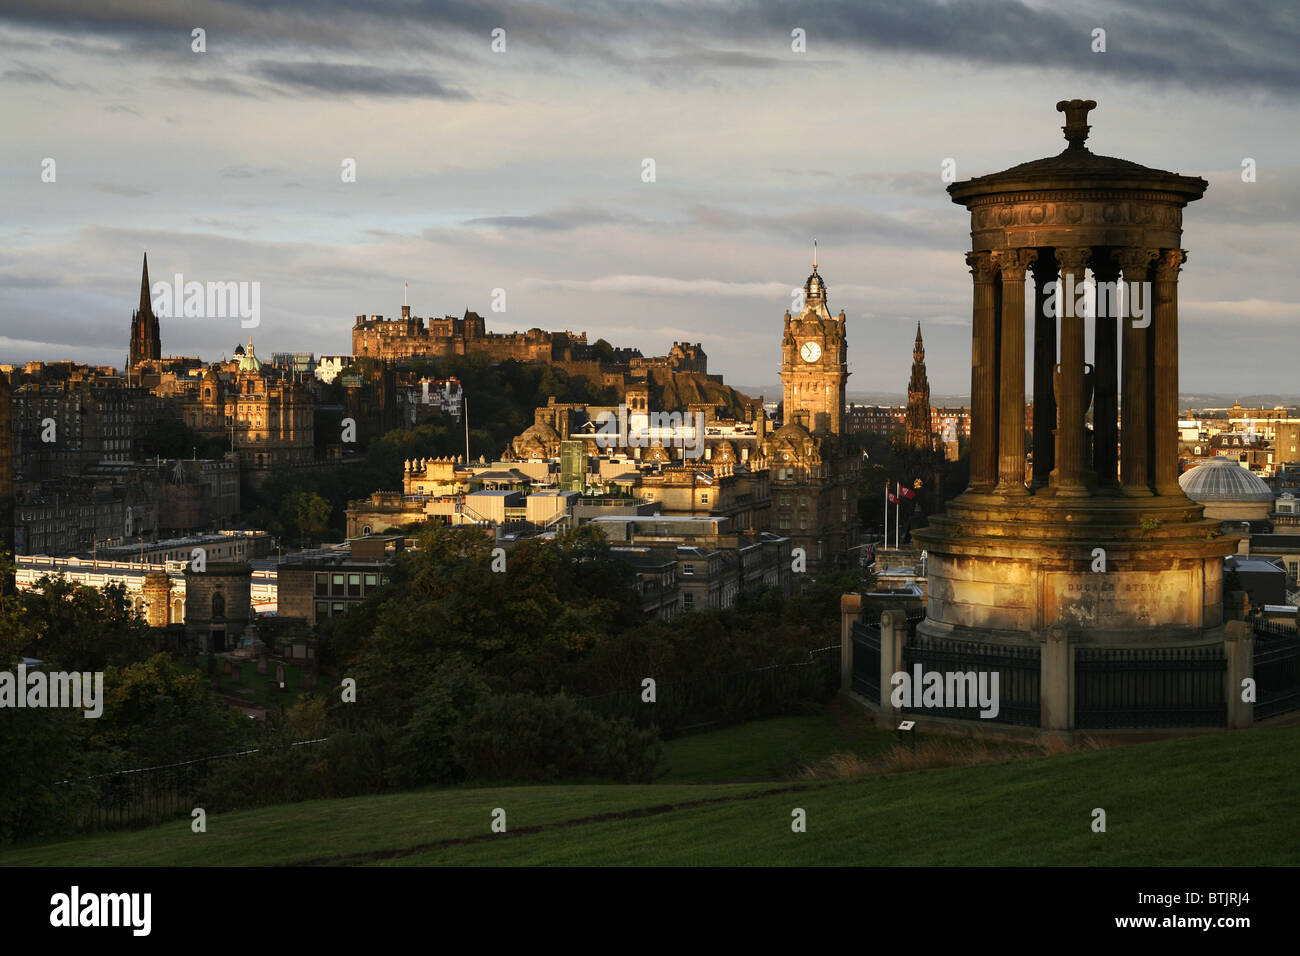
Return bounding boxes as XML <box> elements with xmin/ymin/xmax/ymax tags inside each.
<box><xmin>883</xmin><ymin>482</ymin><xmax>888</xmax><ymax>552</ymax></box>
<box><xmin>895</xmin><ymin>482</ymin><xmax>900</xmax><ymax>550</ymax></box>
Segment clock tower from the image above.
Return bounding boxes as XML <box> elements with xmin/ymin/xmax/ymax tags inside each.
<box><xmin>781</xmin><ymin>245</ymin><xmax>848</xmax><ymax>435</ymax></box>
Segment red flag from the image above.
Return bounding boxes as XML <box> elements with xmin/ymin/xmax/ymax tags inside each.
<box><xmin>887</xmin><ymin>492</ymin><xmax>900</xmax><ymax>505</ymax></box>
<box><xmin>900</xmin><ymin>485</ymin><xmax>916</xmax><ymax>500</ymax></box>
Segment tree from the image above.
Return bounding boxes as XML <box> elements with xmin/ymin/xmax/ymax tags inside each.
<box><xmin>7</xmin><ymin>573</ymin><xmax>153</xmax><ymax>672</ymax></box>
<box><xmin>295</xmin><ymin>491</ymin><xmax>332</xmax><ymax>548</ymax></box>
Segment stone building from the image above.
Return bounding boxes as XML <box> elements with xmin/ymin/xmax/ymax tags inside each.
<box><xmin>591</xmin><ymin>514</ymin><xmax>792</xmax><ymax>612</ymax></box>
<box><xmin>183</xmin><ymin>560</ymin><xmax>253</xmax><ymax>653</ymax></box>
<box><xmin>756</xmin><ymin>253</ymin><xmax>862</xmax><ymax>571</ymax></box>
<box><xmin>174</xmin><ymin>341</ymin><xmax>314</xmax><ymax>481</ymax></box>
<box><xmin>277</xmin><ymin>535</ymin><xmax>402</xmax><ymax>627</ymax></box>
<box><xmin>352</xmin><ymin>304</ymin><xmax>639</xmax><ymax>377</ymax></box>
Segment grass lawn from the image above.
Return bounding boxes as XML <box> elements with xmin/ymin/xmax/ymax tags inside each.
<box><xmin>4</xmin><ymin>716</ymin><xmax>1297</xmax><ymax>867</ymax></box>
<box><xmin>658</xmin><ymin>705</ymin><xmax>895</xmax><ymax>782</ymax></box>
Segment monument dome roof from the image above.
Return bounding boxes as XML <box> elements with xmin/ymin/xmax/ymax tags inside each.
<box><xmin>1179</xmin><ymin>457</ymin><xmax>1274</xmax><ymax>503</ymax></box>
<box><xmin>948</xmin><ymin>99</ymin><xmax>1207</xmax><ymax>204</ymax></box>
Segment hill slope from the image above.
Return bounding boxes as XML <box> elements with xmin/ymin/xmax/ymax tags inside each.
<box><xmin>4</xmin><ymin>721</ymin><xmax>1297</xmax><ymax>866</ymax></box>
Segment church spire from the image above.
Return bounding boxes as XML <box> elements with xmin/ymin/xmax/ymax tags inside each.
<box><xmin>129</xmin><ymin>250</ymin><xmax>162</xmax><ymax>368</ymax></box>
<box><xmin>139</xmin><ymin>251</ymin><xmax>152</xmax><ymax>316</ymax></box>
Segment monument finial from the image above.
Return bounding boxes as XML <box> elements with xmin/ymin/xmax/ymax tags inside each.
<box><xmin>813</xmin><ymin>238</ymin><xmax>818</xmax><ymax>271</ymax></box>
<box><xmin>1056</xmin><ymin>98</ymin><xmax>1097</xmax><ymax>149</ymax></box>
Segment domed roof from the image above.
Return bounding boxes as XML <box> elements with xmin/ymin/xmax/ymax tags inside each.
<box><xmin>1179</xmin><ymin>457</ymin><xmax>1274</xmax><ymax>503</ymax></box>
<box><xmin>519</xmin><ymin>420</ymin><xmax>559</xmax><ymax>442</ymax></box>
<box><xmin>237</xmin><ymin>339</ymin><xmax>262</xmax><ymax>373</ymax></box>
<box><xmin>948</xmin><ymin>99</ymin><xmax>1207</xmax><ymax>205</ymax></box>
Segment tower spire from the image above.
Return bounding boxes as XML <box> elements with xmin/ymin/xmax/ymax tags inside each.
<box><xmin>129</xmin><ymin>250</ymin><xmax>162</xmax><ymax>368</ymax></box>
<box><xmin>813</xmin><ymin>238</ymin><xmax>818</xmax><ymax>271</ymax></box>
<box><xmin>139</xmin><ymin>251</ymin><xmax>152</xmax><ymax>316</ymax></box>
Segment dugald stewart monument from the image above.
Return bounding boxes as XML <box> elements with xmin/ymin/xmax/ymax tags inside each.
<box><xmin>902</xmin><ymin>100</ymin><xmax>1240</xmax><ymax>731</ymax></box>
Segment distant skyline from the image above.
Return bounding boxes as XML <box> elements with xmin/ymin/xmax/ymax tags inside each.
<box><xmin>3</xmin><ymin>0</ymin><xmax>1297</xmax><ymax>394</ymax></box>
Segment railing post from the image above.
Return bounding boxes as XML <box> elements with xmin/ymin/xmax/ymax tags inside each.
<box><xmin>1039</xmin><ymin>622</ymin><xmax>1073</xmax><ymax>730</ymax></box>
<box><xmin>880</xmin><ymin>609</ymin><xmax>907</xmax><ymax>713</ymax></box>
<box><xmin>840</xmin><ymin>593</ymin><xmax>864</xmax><ymax>693</ymax></box>
<box><xmin>1224</xmin><ymin>620</ymin><xmax>1254</xmax><ymax>728</ymax></box>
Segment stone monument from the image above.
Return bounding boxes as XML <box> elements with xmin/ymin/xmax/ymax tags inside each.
<box><xmin>913</xmin><ymin>100</ymin><xmax>1236</xmax><ymax>646</ymax></box>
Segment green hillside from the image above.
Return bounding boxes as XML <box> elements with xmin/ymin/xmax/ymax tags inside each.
<box><xmin>4</xmin><ymin>717</ymin><xmax>1296</xmax><ymax>867</ymax></box>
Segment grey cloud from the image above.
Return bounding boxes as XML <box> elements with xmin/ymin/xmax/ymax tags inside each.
<box><xmin>4</xmin><ymin>0</ymin><xmax>1296</xmax><ymax>93</ymax></box>
<box><xmin>461</xmin><ymin>207</ymin><xmax>640</xmax><ymax>231</ymax></box>
<box><xmin>1</xmin><ymin>61</ymin><xmax>85</xmax><ymax>88</ymax></box>
<box><xmin>253</xmin><ymin>60</ymin><xmax>471</xmax><ymax>99</ymax></box>
<box><xmin>179</xmin><ymin>75</ymin><xmax>266</xmax><ymax>98</ymax></box>
<box><xmin>220</xmin><ymin>165</ymin><xmax>278</xmax><ymax>178</ymax></box>
<box><xmin>89</xmin><ymin>181</ymin><xmax>152</xmax><ymax>197</ymax></box>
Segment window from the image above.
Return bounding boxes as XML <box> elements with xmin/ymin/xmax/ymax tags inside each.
<box><xmin>364</xmin><ymin>573</ymin><xmax>378</xmax><ymax>590</ymax></box>
<box><xmin>700</xmin><ymin>494</ymin><xmax>709</xmax><ymax>504</ymax></box>
<box><xmin>348</xmin><ymin>573</ymin><xmax>361</xmax><ymax>597</ymax></box>
<box><xmin>315</xmin><ymin>572</ymin><xmax>328</xmax><ymax>596</ymax></box>
<box><xmin>683</xmin><ymin>563</ymin><xmax>695</xmax><ymax>575</ymax></box>
<box><xmin>684</xmin><ymin>592</ymin><xmax>695</xmax><ymax>607</ymax></box>
<box><xmin>315</xmin><ymin>601</ymin><xmax>328</xmax><ymax>620</ymax></box>
<box><xmin>212</xmin><ymin>593</ymin><xmax>225</xmax><ymax>618</ymax></box>
<box><xmin>332</xmin><ymin>603</ymin><xmax>345</xmax><ymax>616</ymax></box>
<box><xmin>332</xmin><ymin>573</ymin><xmax>345</xmax><ymax>596</ymax></box>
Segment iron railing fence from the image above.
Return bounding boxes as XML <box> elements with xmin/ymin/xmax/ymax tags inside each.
<box><xmin>1253</xmin><ymin>622</ymin><xmax>1300</xmax><ymax>720</ymax></box>
<box><xmin>901</xmin><ymin>634</ymin><xmax>1041</xmax><ymax>727</ymax></box>
<box><xmin>851</xmin><ymin>620</ymin><xmax>882</xmax><ymax>702</ymax></box>
<box><xmin>1074</xmin><ymin>646</ymin><xmax>1225</xmax><ymax>729</ymax></box>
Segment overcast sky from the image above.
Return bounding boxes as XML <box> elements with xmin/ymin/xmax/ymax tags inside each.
<box><xmin>2</xmin><ymin>0</ymin><xmax>1296</xmax><ymax>397</ymax></box>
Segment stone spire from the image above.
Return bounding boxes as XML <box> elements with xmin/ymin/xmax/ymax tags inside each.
<box><xmin>139</xmin><ymin>251</ymin><xmax>152</xmax><ymax>314</ymax></box>
<box><xmin>906</xmin><ymin>322</ymin><xmax>934</xmax><ymax>451</ymax></box>
<box><xmin>129</xmin><ymin>251</ymin><xmax>161</xmax><ymax>367</ymax></box>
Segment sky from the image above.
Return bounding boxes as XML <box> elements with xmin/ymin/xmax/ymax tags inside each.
<box><xmin>2</xmin><ymin>0</ymin><xmax>1297</xmax><ymax>398</ymax></box>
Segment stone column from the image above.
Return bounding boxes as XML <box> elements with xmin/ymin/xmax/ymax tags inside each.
<box><xmin>1051</xmin><ymin>247</ymin><xmax>1090</xmax><ymax>495</ymax></box>
<box><xmin>840</xmin><ymin>593</ymin><xmax>864</xmax><ymax>694</ymax></box>
<box><xmin>1039</xmin><ymin>622</ymin><xmax>1073</xmax><ymax>731</ymax></box>
<box><xmin>967</xmin><ymin>252</ymin><xmax>999</xmax><ymax>492</ymax></box>
<box><xmin>1152</xmin><ymin>249</ymin><xmax>1187</xmax><ymax>495</ymax></box>
<box><xmin>1118</xmin><ymin>248</ymin><xmax>1157</xmax><ymax>495</ymax></box>
<box><xmin>880</xmin><ymin>608</ymin><xmax>907</xmax><ymax>714</ymax></box>
<box><xmin>1030</xmin><ymin>253</ymin><xmax>1059</xmax><ymax>489</ymax></box>
<box><xmin>1224</xmin><ymin>620</ymin><xmax>1254</xmax><ymax>729</ymax></box>
<box><xmin>1091</xmin><ymin>252</ymin><xmax>1121</xmax><ymax>490</ymax></box>
<box><xmin>995</xmin><ymin>249</ymin><xmax>1036</xmax><ymax>495</ymax></box>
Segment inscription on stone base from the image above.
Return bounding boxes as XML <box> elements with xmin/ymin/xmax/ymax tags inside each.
<box><xmin>1043</xmin><ymin>569</ymin><xmax>1197</xmax><ymax>630</ymax></box>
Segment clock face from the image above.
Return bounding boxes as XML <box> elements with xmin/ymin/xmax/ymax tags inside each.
<box><xmin>800</xmin><ymin>341</ymin><xmax>822</xmax><ymax>363</ymax></box>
